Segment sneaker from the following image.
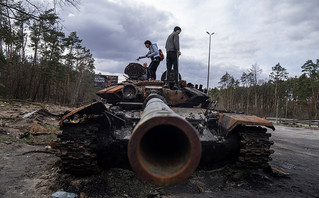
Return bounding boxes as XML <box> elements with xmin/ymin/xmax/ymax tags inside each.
<box><xmin>163</xmin><ymin>83</ymin><xmax>169</xmax><ymax>88</ymax></box>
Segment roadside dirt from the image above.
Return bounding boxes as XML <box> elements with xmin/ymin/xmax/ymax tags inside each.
<box><xmin>0</xmin><ymin>101</ymin><xmax>318</xmax><ymax>198</ymax></box>
<box><xmin>0</xmin><ymin>100</ymin><xmax>70</xmax><ymax>197</ymax></box>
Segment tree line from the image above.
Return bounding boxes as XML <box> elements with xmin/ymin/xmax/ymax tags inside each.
<box><xmin>0</xmin><ymin>0</ymin><xmax>97</xmax><ymax>105</ymax></box>
<box><xmin>210</xmin><ymin>61</ymin><xmax>319</xmax><ymax>119</ymax></box>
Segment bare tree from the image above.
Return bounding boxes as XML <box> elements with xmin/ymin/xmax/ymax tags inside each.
<box><xmin>0</xmin><ymin>0</ymin><xmax>79</xmax><ymax>21</ymax></box>
<box><xmin>248</xmin><ymin>64</ymin><xmax>262</xmax><ymax>111</ymax></box>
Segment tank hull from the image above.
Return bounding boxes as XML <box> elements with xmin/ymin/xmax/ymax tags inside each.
<box><xmin>56</xmin><ymin>63</ymin><xmax>275</xmax><ymax>186</ymax></box>
<box><xmin>57</xmin><ymin>101</ymin><xmax>274</xmax><ymax>182</ymax></box>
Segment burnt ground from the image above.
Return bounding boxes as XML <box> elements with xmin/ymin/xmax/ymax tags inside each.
<box><xmin>0</xmin><ymin>100</ymin><xmax>318</xmax><ymax>198</ymax></box>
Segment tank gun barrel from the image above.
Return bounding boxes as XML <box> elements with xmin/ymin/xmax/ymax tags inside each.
<box><xmin>128</xmin><ymin>94</ymin><xmax>201</xmax><ymax>186</ymax></box>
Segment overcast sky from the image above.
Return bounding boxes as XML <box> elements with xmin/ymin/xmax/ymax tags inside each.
<box><xmin>57</xmin><ymin>0</ymin><xmax>319</xmax><ymax>87</ymax></box>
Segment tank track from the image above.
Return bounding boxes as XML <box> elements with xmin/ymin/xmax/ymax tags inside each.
<box><xmin>237</xmin><ymin>126</ymin><xmax>274</xmax><ymax>169</ymax></box>
<box><xmin>56</xmin><ymin>123</ymin><xmax>101</xmax><ymax>175</ymax></box>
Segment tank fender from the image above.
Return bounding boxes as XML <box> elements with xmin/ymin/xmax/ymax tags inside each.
<box><xmin>59</xmin><ymin>102</ymin><xmax>108</xmax><ymax>126</ymax></box>
<box><xmin>218</xmin><ymin>113</ymin><xmax>275</xmax><ymax>136</ymax></box>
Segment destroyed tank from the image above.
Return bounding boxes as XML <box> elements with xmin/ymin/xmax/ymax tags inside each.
<box><xmin>56</xmin><ymin>62</ymin><xmax>275</xmax><ymax>187</ymax></box>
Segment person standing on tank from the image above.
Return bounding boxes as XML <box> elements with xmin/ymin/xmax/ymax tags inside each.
<box><xmin>137</xmin><ymin>40</ymin><xmax>160</xmax><ymax>80</ymax></box>
<box><xmin>164</xmin><ymin>26</ymin><xmax>181</xmax><ymax>90</ymax></box>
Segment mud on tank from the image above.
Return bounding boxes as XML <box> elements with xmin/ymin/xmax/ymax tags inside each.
<box><xmin>56</xmin><ymin>62</ymin><xmax>275</xmax><ymax>187</ymax></box>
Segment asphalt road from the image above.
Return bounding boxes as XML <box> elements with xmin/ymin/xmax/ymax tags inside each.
<box><xmin>268</xmin><ymin>125</ymin><xmax>319</xmax><ymax>198</ymax></box>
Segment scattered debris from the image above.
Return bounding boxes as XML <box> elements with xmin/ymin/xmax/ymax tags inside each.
<box><xmin>50</xmin><ymin>140</ymin><xmax>57</xmax><ymax>148</ymax></box>
<box><xmin>17</xmin><ymin>150</ymin><xmax>56</xmax><ymax>156</ymax></box>
<box><xmin>52</xmin><ymin>191</ymin><xmax>77</xmax><ymax>198</ymax></box>
<box><xmin>32</xmin><ymin>132</ymin><xmax>58</xmax><ymax>136</ymax></box>
<box><xmin>147</xmin><ymin>189</ymin><xmax>161</xmax><ymax>198</ymax></box>
<box><xmin>22</xmin><ymin>108</ymin><xmax>59</xmax><ymax>119</ymax></box>
<box><xmin>270</xmin><ymin>165</ymin><xmax>290</xmax><ymax>177</ymax></box>
<box><xmin>22</xmin><ymin>110</ymin><xmax>39</xmax><ymax>118</ymax></box>
<box><xmin>29</xmin><ymin>122</ymin><xmax>46</xmax><ymax>134</ymax></box>
<box><xmin>232</xmin><ymin>170</ymin><xmax>246</xmax><ymax>181</ymax></box>
<box><xmin>19</xmin><ymin>132</ymin><xmax>30</xmax><ymax>139</ymax></box>
<box><xmin>37</xmin><ymin>109</ymin><xmax>59</xmax><ymax>117</ymax></box>
<box><xmin>196</xmin><ymin>181</ymin><xmax>205</xmax><ymax>193</ymax></box>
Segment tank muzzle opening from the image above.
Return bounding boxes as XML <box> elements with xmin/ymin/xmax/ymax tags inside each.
<box><xmin>140</xmin><ymin>125</ymin><xmax>191</xmax><ymax>175</ymax></box>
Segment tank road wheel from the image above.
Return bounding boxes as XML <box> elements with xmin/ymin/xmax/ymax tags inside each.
<box><xmin>56</xmin><ymin>122</ymin><xmax>103</xmax><ymax>175</ymax></box>
<box><xmin>237</xmin><ymin>126</ymin><xmax>274</xmax><ymax>169</ymax></box>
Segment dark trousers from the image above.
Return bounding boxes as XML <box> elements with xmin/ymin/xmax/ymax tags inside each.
<box><xmin>166</xmin><ymin>51</ymin><xmax>178</xmax><ymax>84</ymax></box>
<box><xmin>149</xmin><ymin>59</ymin><xmax>160</xmax><ymax>80</ymax></box>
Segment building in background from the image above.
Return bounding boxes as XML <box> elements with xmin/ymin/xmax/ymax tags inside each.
<box><xmin>94</xmin><ymin>74</ymin><xmax>118</xmax><ymax>88</ymax></box>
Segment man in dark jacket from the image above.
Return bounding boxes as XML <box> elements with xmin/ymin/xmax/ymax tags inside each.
<box><xmin>164</xmin><ymin>26</ymin><xmax>181</xmax><ymax>90</ymax></box>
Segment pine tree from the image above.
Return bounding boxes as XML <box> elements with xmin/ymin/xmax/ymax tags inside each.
<box><xmin>269</xmin><ymin>63</ymin><xmax>288</xmax><ymax>113</ymax></box>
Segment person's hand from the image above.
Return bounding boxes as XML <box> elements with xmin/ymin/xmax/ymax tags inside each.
<box><xmin>178</xmin><ymin>51</ymin><xmax>181</xmax><ymax>56</ymax></box>
<box><xmin>136</xmin><ymin>57</ymin><xmax>140</xmax><ymax>61</ymax></box>
<box><xmin>147</xmin><ymin>55</ymin><xmax>150</xmax><ymax>58</ymax></box>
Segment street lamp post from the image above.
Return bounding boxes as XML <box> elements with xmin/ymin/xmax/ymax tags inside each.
<box><xmin>206</xmin><ymin>32</ymin><xmax>214</xmax><ymax>93</ymax></box>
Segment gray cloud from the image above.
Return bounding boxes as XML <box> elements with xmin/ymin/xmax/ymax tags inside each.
<box><xmin>59</xmin><ymin>0</ymin><xmax>319</xmax><ymax>87</ymax></box>
<box><xmin>62</xmin><ymin>0</ymin><xmax>172</xmax><ymax>62</ymax></box>
<box><xmin>172</xmin><ymin>57</ymin><xmax>245</xmax><ymax>88</ymax></box>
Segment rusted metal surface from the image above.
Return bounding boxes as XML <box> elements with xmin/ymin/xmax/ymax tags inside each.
<box><xmin>134</xmin><ymin>81</ymin><xmax>164</xmax><ymax>86</ymax></box>
<box><xmin>218</xmin><ymin>113</ymin><xmax>275</xmax><ymax>134</ymax></box>
<box><xmin>122</xmin><ymin>84</ymin><xmax>138</xmax><ymax>99</ymax></box>
<box><xmin>55</xmin><ymin>123</ymin><xmax>101</xmax><ymax>174</ymax></box>
<box><xmin>59</xmin><ymin>102</ymin><xmax>107</xmax><ymax>126</ymax></box>
<box><xmin>128</xmin><ymin>95</ymin><xmax>201</xmax><ymax>187</ymax></box>
<box><xmin>237</xmin><ymin>126</ymin><xmax>274</xmax><ymax>169</ymax></box>
<box><xmin>217</xmin><ymin>114</ymin><xmax>275</xmax><ymax>169</ymax></box>
<box><xmin>55</xmin><ymin>61</ymin><xmax>276</xmax><ymax>185</ymax></box>
<box><xmin>96</xmin><ymin>85</ymin><xmax>124</xmax><ymax>99</ymax></box>
<box><xmin>179</xmin><ymin>80</ymin><xmax>187</xmax><ymax>87</ymax></box>
<box><xmin>162</xmin><ymin>89</ymin><xmax>188</xmax><ymax>106</ymax></box>
<box><xmin>97</xmin><ymin>84</ymin><xmax>123</xmax><ymax>93</ymax></box>
<box><xmin>160</xmin><ymin>70</ymin><xmax>182</xmax><ymax>82</ymax></box>
<box><xmin>124</xmin><ymin>62</ymin><xmax>145</xmax><ymax>79</ymax></box>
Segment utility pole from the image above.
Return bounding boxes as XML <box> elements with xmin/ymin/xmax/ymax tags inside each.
<box><xmin>206</xmin><ymin>32</ymin><xmax>214</xmax><ymax>92</ymax></box>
